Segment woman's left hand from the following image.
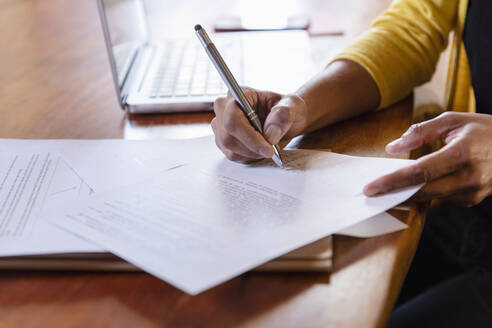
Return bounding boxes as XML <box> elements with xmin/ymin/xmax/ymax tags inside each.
<box><xmin>364</xmin><ymin>111</ymin><xmax>492</xmax><ymax>207</ymax></box>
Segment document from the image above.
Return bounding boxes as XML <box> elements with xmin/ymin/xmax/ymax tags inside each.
<box><xmin>0</xmin><ymin>152</ymin><xmax>55</xmax><ymax>239</ymax></box>
<box><xmin>0</xmin><ymin>137</ymin><xmax>218</xmax><ymax>192</ymax></box>
<box><xmin>0</xmin><ymin>139</ymin><xmax>408</xmax><ymax>260</ymax></box>
<box><xmin>0</xmin><ymin>137</ymin><xmax>220</xmax><ymax>256</ymax></box>
<box><xmin>0</xmin><ymin>137</ymin><xmax>221</xmax><ymax>256</ymax></box>
<box><xmin>0</xmin><ymin>152</ymin><xmax>102</xmax><ymax>256</ymax></box>
<box><xmin>46</xmin><ymin>149</ymin><xmax>422</xmax><ymax>295</ymax></box>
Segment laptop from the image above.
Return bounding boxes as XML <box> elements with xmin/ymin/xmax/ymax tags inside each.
<box><xmin>97</xmin><ymin>0</ymin><xmax>315</xmax><ymax>114</ymax></box>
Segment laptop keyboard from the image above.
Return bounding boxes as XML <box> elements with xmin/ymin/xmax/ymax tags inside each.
<box><xmin>147</xmin><ymin>39</ymin><xmax>243</xmax><ymax>98</ymax></box>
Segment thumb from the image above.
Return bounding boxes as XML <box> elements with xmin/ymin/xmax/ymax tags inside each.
<box><xmin>263</xmin><ymin>95</ymin><xmax>304</xmax><ymax>145</ymax></box>
<box><xmin>386</xmin><ymin>112</ymin><xmax>459</xmax><ymax>154</ymax></box>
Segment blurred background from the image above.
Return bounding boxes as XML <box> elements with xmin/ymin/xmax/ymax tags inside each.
<box><xmin>3</xmin><ymin>0</ymin><xmax>448</xmax><ymax>141</ymax></box>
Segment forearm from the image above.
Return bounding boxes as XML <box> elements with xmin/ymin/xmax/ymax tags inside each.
<box><xmin>295</xmin><ymin>59</ymin><xmax>380</xmax><ymax>133</ymax></box>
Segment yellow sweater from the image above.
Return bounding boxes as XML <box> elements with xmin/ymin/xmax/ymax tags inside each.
<box><xmin>335</xmin><ymin>0</ymin><xmax>472</xmax><ymax>112</ymax></box>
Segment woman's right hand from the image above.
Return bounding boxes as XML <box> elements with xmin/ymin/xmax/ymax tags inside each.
<box><xmin>211</xmin><ymin>87</ymin><xmax>308</xmax><ymax>163</ymax></box>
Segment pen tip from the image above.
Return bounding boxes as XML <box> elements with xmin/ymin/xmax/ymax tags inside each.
<box><xmin>272</xmin><ymin>154</ymin><xmax>283</xmax><ymax>168</ymax></box>
<box><xmin>194</xmin><ymin>24</ymin><xmax>202</xmax><ymax>31</ymax></box>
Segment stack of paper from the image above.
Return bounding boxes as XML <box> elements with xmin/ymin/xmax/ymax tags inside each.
<box><xmin>0</xmin><ymin>137</ymin><xmax>419</xmax><ymax>294</ymax></box>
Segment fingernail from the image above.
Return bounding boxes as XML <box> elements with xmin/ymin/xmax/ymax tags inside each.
<box><xmin>363</xmin><ymin>184</ymin><xmax>379</xmax><ymax>197</ymax></box>
<box><xmin>265</xmin><ymin>125</ymin><xmax>282</xmax><ymax>145</ymax></box>
<box><xmin>386</xmin><ymin>138</ymin><xmax>403</xmax><ymax>154</ymax></box>
<box><xmin>387</xmin><ymin>138</ymin><xmax>402</xmax><ymax>148</ymax></box>
<box><xmin>259</xmin><ymin>146</ymin><xmax>273</xmax><ymax>158</ymax></box>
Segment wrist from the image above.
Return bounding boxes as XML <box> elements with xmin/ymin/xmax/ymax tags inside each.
<box><xmin>292</xmin><ymin>60</ymin><xmax>381</xmax><ymax>133</ymax></box>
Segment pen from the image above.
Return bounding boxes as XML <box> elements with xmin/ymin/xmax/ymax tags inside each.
<box><xmin>194</xmin><ymin>24</ymin><xmax>283</xmax><ymax>168</ymax></box>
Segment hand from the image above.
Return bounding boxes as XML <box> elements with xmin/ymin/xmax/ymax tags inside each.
<box><xmin>211</xmin><ymin>87</ymin><xmax>308</xmax><ymax>163</ymax></box>
<box><xmin>364</xmin><ymin>112</ymin><xmax>492</xmax><ymax>206</ymax></box>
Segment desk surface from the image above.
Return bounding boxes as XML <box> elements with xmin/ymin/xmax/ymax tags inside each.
<box><xmin>0</xmin><ymin>0</ymin><xmax>428</xmax><ymax>327</ymax></box>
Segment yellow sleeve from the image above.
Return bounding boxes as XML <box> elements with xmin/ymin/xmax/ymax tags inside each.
<box><xmin>333</xmin><ymin>0</ymin><xmax>459</xmax><ymax>109</ymax></box>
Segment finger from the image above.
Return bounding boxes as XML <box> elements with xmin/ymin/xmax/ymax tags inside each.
<box><xmin>263</xmin><ymin>96</ymin><xmax>300</xmax><ymax>145</ymax></box>
<box><xmin>225</xmin><ymin>87</ymin><xmax>260</xmax><ymax>114</ymax></box>
<box><xmin>216</xmin><ymin>134</ymin><xmax>265</xmax><ymax>160</ymax></box>
<box><xmin>213</xmin><ymin>96</ymin><xmax>227</xmax><ymax>116</ymax></box>
<box><xmin>410</xmin><ymin>168</ymin><xmax>475</xmax><ymax>202</ymax></box>
<box><xmin>212</xmin><ymin>118</ymin><xmax>263</xmax><ymax>159</ymax></box>
<box><xmin>222</xmin><ymin>148</ymin><xmax>258</xmax><ymax>164</ymax></box>
<box><xmin>222</xmin><ymin>98</ymin><xmax>274</xmax><ymax>158</ymax></box>
<box><xmin>364</xmin><ymin>140</ymin><xmax>467</xmax><ymax>196</ymax></box>
<box><xmin>386</xmin><ymin>112</ymin><xmax>461</xmax><ymax>154</ymax></box>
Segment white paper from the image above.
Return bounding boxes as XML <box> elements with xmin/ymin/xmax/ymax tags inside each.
<box><xmin>0</xmin><ymin>137</ymin><xmax>220</xmax><ymax>256</ymax></box>
<box><xmin>47</xmin><ymin>149</ymin><xmax>421</xmax><ymax>295</ymax></box>
<box><xmin>0</xmin><ymin>152</ymin><xmax>102</xmax><ymax>256</ymax></box>
<box><xmin>0</xmin><ymin>138</ymin><xmax>227</xmax><ymax>256</ymax></box>
<box><xmin>337</xmin><ymin>212</ymin><xmax>407</xmax><ymax>238</ymax></box>
<box><xmin>0</xmin><ymin>137</ymin><xmax>219</xmax><ymax>192</ymax></box>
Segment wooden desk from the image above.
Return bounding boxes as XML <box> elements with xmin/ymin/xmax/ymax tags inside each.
<box><xmin>0</xmin><ymin>0</ymin><xmax>428</xmax><ymax>327</ymax></box>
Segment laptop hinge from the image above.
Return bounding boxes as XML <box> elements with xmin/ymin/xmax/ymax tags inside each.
<box><xmin>121</xmin><ymin>94</ymin><xmax>128</xmax><ymax>107</ymax></box>
<box><xmin>119</xmin><ymin>46</ymin><xmax>141</xmax><ymax>108</ymax></box>
<box><xmin>120</xmin><ymin>44</ymin><xmax>153</xmax><ymax>109</ymax></box>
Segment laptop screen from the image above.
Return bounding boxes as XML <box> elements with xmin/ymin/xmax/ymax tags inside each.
<box><xmin>99</xmin><ymin>0</ymin><xmax>149</xmax><ymax>89</ymax></box>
